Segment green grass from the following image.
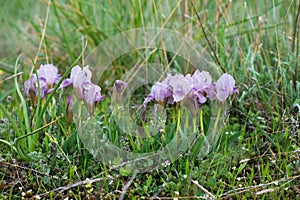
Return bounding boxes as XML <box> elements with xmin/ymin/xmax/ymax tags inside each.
<box><xmin>0</xmin><ymin>0</ymin><xmax>299</xmax><ymax>199</ymax></box>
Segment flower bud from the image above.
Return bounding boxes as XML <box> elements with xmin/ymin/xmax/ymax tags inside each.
<box><xmin>66</xmin><ymin>95</ymin><xmax>73</xmax><ymax>125</ymax></box>
<box><xmin>113</xmin><ymin>80</ymin><xmax>128</xmax><ymax>103</ymax></box>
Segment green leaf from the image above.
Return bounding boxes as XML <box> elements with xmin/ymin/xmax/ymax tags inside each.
<box><xmin>120</xmin><ymin>166</ymin><xmax>131</xmax><ymax>176</ymax></box>
<box><xmin>237</xmin><ymin>162</ymin><xmax>247</xmax><ymax>176</ymax></box>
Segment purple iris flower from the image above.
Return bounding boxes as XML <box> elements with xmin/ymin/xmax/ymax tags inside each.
<box><xmin>60</xmin><ymin>65</ymin><xmax>105</xmax><ymax>113</ymax></box>
<box><xmin>82</xmin><ymin>82</ymin><xmax>105</xmax><ymax>113</ymax></box>
<box><xmin>24</xmin><ymin>64</ymin><xmax>61</xmax><ymax>99</ymax></box>
<box><xmin>64</xmin><ymin>65</ymin><xmax>106</xmax><ymax>112</ymax></box>
<box><xmin>187</xmin><ymin>70</ymin><xmax>216</xmax><ymax>105</ymax></box>
<box><xmin>215</xmin><ymin>73</ymin><xmax>237</xmax><ymax>102</ymax></box>
<box><xmin>24</xmin><ymin>75</ymin><xmax>41</xmax><ymax>97</ymax></box>
<box><xmin>168</xmin><ymin>74</ymin><xmax>191</xmax><ymax>103</ymax></box>
<box><xmin>61</xmin><ymin>65</ymin><xmax>92</xmax><ymax>99</ymax></box>
<box><xmin>143</xmin><ymin>73</ymin><xmax>194</xmax><ymax>107</ymax></box>
<box><xmin>192</xmin><ymin>70</ymin><xmax>212</xmax><ymax>92</ymax></box>
<box><xmin>37</xmin><ymin>64</ymin><xmax>61</xmax><ymax>86</ymax></box>
<box><xmin>143</xmin><ymin>82</ymin><xmax>172</xmax><ymax>106</ymax></box>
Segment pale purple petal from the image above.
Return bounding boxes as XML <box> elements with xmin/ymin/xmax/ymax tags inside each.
<box><xmin>185</xmin><ymin>74</ymin><xmax>193</xmax><ymax>85</ymax></box>
<box><xmin>168</xmin><ymin>74</ymin><xmax>191</xmax><ymax>102</ymax></box>
<box><xmin>143</xmin><ymin>95</ymin><xmax>154</xmax><ymax>107</ymax></box>
<box><xmin>216</xmin><ymin>90</ymin><xmax>228</xmax><ymax>102</ymax></box>
<box><xmin>83</xmin><ymin>82</ymin><xmax>105</xmax><ymax>113</ymax></box>
<box><xmin>37</xmin><ymin>64</ymin><xmax>59</xmax><ymax>86</ymax></box>
<box><xmin>54</xmin><ymin>74</ymin><xmax>61</xmax><ymax>84</ymax></box>
<box><xmin>70</xmin><ymin>65</ymin><xmax>81</xmax><ymax>83</ymax></box>
<box><xmin>197</xmin><ymin>92</ymin><xmax>207</xmax><ymax>104</ymax></box>
<box><xmin>71</xmin><ymin>66</ymin><xmax>93</xmax><ymax>99</ymax></box>
<box><xmin>144</xmin><ymin>82</ymin><xmax>172</xmax><ymax>105</ymax></box>
<box><xmin>24</xmin><ymin>79</ymin><xmax>32</xmax><ymax>96</ymax></box>
<box><xmin>206</xmin><ymin>83</ymin><xmax>216</xmax><ymax>100</ymax></box>
<box><xmin>72</xmin><ymin>66</ymin><xmax>92</xmax><ymax>89</ymax></box>
<box><xmin>161</xmin><ymin>73</ymin><xmax>173</xmax><ymax>85</ymax></box>
<box><xmin>59</xmin><ymin>78</ymin><xmax>72</xmax><ymax>89</ymax></box>
<box><xmin>216</xmin><ymin>73</ymin><xmax>236</xmax><ymax>102</ymax></box>
<box><xmin>152</xmin><ymin>82</ymin><xmax>172</xmax><ymax>102</ymax></box>
<box><xmin>192</xmin><ymin>70</ymin><xmax>212</xmax><ymax>92</ymax></box>
<box><xmin>93</xmin><ymin>84</ymin><xmax>105</xmax><ymax>102</ymax></box>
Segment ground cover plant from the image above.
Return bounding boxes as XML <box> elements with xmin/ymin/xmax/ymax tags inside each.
<box><xmin>0</xmin><ymin>0</ymin><xmax>299</xmax><ymax>199</ymax></box>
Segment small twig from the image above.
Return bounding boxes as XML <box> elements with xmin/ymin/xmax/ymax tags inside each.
<box><xmin>119</xmin><ymin>172</ymin><xmax>137</xmax><ymax>200</ymax></box>
<box><xmin>150</xmin><ymin>196</ymin><xmax>207</xmax><ymax>199</ymax></box>
<box><xmin>255</xmin><ymin>187</ymin><xmax>277</xmax><ymax>196</ymax></box>
<box><xmin>220</xmin><ymin>174</ymin><xmax>300</xmax><ymax>198</ymax></box>
<box><xmin>15</xmin><ymin>116</ymin><xmax>62</xmax><ymax>142</ymax></box>
<box><xmin>0</xmin><ymin>72</ymin><xmax>23</xmax><ymax>85</ymax></box>
<box><xmin>191</xmin><ymin>179</ymin><xmax>216</xmax><ymax>199</ymax></box>
<box><xmin>0</xmin><ymin>161</ymin><xmax>48</xmax><ymax>177</ymax></box>
<box><xmin>189</xmin><ymin>0</ymin><xmax>225</xmax><ymax>73</ymax></box>
<box><xmin>35</xmin><ymin>174</ymin><xmax>121</xmax><ymax>198</ymax></box>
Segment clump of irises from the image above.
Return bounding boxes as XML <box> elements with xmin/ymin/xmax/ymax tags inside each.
<box><xmin>142</xmin><ymin>70</ymin><xmax>238</xmax><ymax>135</ymax></box>
<box><xmin>24</xmin><ymin>64</ymin><xmax>237</xmax><ymax>131</ymax></box>
<box><xmin>24</xmin><ymin>64</ymin><xmax>106</xmax><ymax>119</ymax></box>
<box><xmin>143</xmin><ymin>69</ymin><xmax>237</xmax><ymax>108</ymax></box>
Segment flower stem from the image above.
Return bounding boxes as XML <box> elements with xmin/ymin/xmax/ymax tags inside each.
<box><xmin>213</xmin><ymin>107</ymin><xmax>222</xmax><ymax>131</ymax></box>
<box><xmin>176</xmin><ymin>107</ymin><xmax>181</xmax><ymax>133</ymax></box>
<box><xmin>199</xmin><ymin>109</ymin><xmax>204</xmax><ymax>136</ymax></box>
<box><xmin>68</xmin><ymin>125</ymin><xmax>71</xmax><ymax>137</ymax></box>
<box><xmin>193</xmin><ymin>117</ymin><xmax>197</xmax><ymax>133</ymax></box>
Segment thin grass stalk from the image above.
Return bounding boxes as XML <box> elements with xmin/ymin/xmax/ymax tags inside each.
<box><xmin>293</xmin><ymin>1</ymin><xmax>300</xmax><ymax>91</ymax></box>
<box><xmin>52</xmin><ymin>0</ymin><xmax>76</xmax><ymax>61</ymax></box>
<box><xmin>14</xmin><ymin>55</ymin><xmax>32</xmax><ymax>151</ymax></box>
<box><xmin>189</xmin><ymin>0</ymin><xmax>225</xmax><ymax>73</ymax></box>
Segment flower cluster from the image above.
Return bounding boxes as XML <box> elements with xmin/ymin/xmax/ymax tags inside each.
<box><xmin>62</xmin><ymin>65</ymin><xmax>105</xmax><ymax>113</ymax></box>
<box><xmin>24</xmin><ymin>64</ymin><xmax>237</xmax><ymax>116</ymax></box>
<box><xmin>143</xmin><ymin>70</ymin><xmax>237</xmax><ymax>108</ymax></box>
<box><xmin>24</xmin><ymin>64</ymin><xmax>105</xmax><ymax>114</ymax></box>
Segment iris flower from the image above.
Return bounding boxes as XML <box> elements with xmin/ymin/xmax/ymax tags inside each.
<box><xmin>82</xmin><ymin>82</ymin><xmax>105</xmax><ymax>113</ymax></box>
<box><xmin>24</xmin><ymin>64</ymin><xmax>61</xmax><ymax>100</ymax></box>
<box><xmin>62</xmin><ymin>65</ymin><xmax>105</xmax><ymax>113</ymax></box>
<box><xmin>215</xmin><ymin>73</ymin><xmax>238</xmax><ymax>102</ymax></box>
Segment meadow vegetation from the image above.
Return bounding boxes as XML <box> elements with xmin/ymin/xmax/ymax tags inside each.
<box><xmin>0</xmin><ymin>0</ymin><xmax>299</xmax><ymax>199</ymax></box>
